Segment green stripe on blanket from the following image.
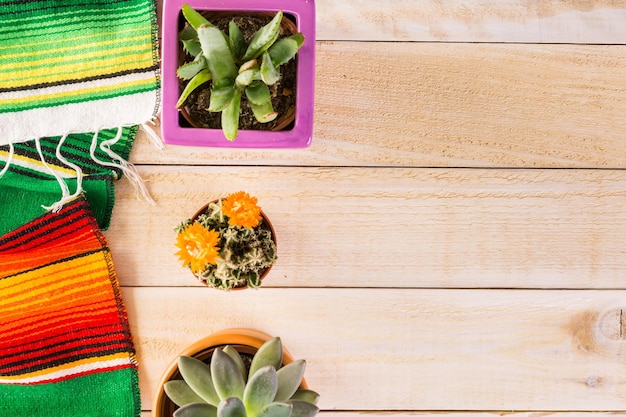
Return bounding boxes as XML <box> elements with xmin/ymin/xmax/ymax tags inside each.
<box><xmin>0</xmin><ymin>0</ymin><xmax>160</xmax><ymax>146</ymax></box>
<box><xmin>0</xmin><ymin>127</ymin><xmax>137</xmax><ymax>235</ymax></box>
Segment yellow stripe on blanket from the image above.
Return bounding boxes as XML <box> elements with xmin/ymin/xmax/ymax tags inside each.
<box><xmin>0</xmin><ymin>78</ymin><xmax>157</xmax><ymax>108</ymax></box>
<box><xmin>2</xmin><ymin>34</ymin><xmax>152</xmax><ymax>60</ymax></box>
<box><xmin>0</xmin><ymin>353</ymin><xmax>134</xmax><ymax>384</ymax></box>
<box><xmin>0</xmin><ymin>52</ymin><xmax>155</xmax><ymax>89</ymax></box>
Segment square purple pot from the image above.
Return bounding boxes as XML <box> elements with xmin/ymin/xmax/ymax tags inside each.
<box><xmin>161</xmin><ymin>0</ymin><xmax>316</xmax><ymax>148</ymax></box>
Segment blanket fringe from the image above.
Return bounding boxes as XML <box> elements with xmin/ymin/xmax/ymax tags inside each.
<box><xmin>36</xmin><ymin>135</ymin><xmax>84</xmax><ymax>212</ymax></box>
<box><xmin>140</xmin><ymin>116</ymin><xmax>164</xmax><ymax>150</ymax></box>
<box><xmin>90</xmin><ymin>128</ymin><xmax>156</xmax><ymax>205</ymax></box>
<box><xmin>0</xmin><ymin>142</ymin><xmax>14</xmax><ymax>178</ymax></box>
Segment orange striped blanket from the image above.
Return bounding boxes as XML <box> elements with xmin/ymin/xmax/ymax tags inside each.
<box><xmin>0</xmin><ymin>196</ymin><xmax>140</xmax><ymax>416</ymax></box>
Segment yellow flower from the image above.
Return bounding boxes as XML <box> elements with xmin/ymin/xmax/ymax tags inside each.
<box><xmin>222</xmin><ymin>191</ymin><xmax>262</xmax><ymax>229</ymax></box>
<box><xmin>175</xmin><ymin>222</ymin><xmax>220</xmax><ymax>273</ymax></box>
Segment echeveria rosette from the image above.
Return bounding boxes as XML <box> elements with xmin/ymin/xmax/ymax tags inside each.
<box><xmin>164</xmin><ymin>337</ymin><xmax>320</xmax><ymax>417</ymax></box>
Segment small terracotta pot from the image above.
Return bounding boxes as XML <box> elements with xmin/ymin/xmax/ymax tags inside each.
<box><xmin>178</xmin><ymin>11</ymin><xmax>298</xmax><ymax>132</ymax></box>
<box><xmin>152</xmin><ymin>328</ymin><xmax>308</xmax><ymax>417</ymax></box>
<box><xmin>190</xmin><ymin>200</ymin><xmax>277</xmax><ymax>290</ymax></box>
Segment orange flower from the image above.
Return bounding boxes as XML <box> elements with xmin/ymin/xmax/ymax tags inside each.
<box><xmin>175</xmin><ymin>222</ymin><xmax>220</xmax><ymax>273</ymax></box>
<box><xmin>222</xmin><ymin>191</ymin><xmax>262</xmax><ymax>229</ymax></box>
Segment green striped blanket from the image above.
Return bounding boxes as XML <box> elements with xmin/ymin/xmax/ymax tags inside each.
<box><xmin>0</xmin><ymin>0</ymin><xmax>160</xmax><ymax>224</ymax></box>
<box><xmin>0</xmin><ymin>127</ymin><xmax>138</xmax><ymax>234</ymax></box>
<box><xmin>0</xmin><ymin>0</ymin><xmax>160</xmax><ymax>145</ymax></box>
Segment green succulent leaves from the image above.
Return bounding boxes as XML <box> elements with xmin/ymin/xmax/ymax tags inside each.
<box><xmin>212</xmin><ymin>349</ymin><xmax>246</xmax><ymax>400</ymax></box>
<box><xmin>176</xmin><ymin>4</ymin><xmax>305</xmax><ymax>140</ymax></box>
<box><xmin>197</xmin><ymin>25</ymin><xmax>238</xmax><ymax>83</ymax></box>
<box><xmin>176</xmin><ymin>69</ymin><xmax>211</xmax><ymax>108</ymax></box>
<box><xmin>219</xmin><ymin>398</ymin><xmax>247</xmax><ymax>417</ymax></box>
<box><xmin>275</xmin><ymin>360</ymin><xmax>306</xmax><ymax>402</ymax></box>
<box><xmin>177</xmin><ymin>56</ymin><xmax>207</xmax><ymax>80</ymax></box>
<box><xmin>182</xmin><ymin>3</ymin><xmax>212</xmax><ymax>30</ymax></box>
<box><xmin>175</xmin><ymin>403</ymin><xmax>218</xmax><ymax>417</ymax></box>
<box><xmin>222</xmin><ymin>89</ymin><xmax>242</xmax><ymax>141</ymax></box>
<box><xmin>164</xmin><ymin>337</ymin><xmax>320</xmax><ymax>417</ymax></box>
<box><xmin>242</xmin><ymin>11</ymin><xmax>283</xmax><ymax>61</ymax></box>
<box><xmin>165</xmin><ymin>379</ymin><xmax>206</xmax><ymax>407</ymax></box>
<box><xmin>178</xmin><ymin>356</ymin><xmax>221</xmax><ymax>405</ymax></box>
<box><xmin>248</xmin><ymin>337</ymin><xmax>282</xmax><ymax>378</ymax></box>
<box><xmin>244</xmin><ymin>366</ymin><xmax>278</xmax><ymax>417</ymax></box>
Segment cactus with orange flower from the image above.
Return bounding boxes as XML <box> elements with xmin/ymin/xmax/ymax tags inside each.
<box><xmin>175</xmin><ymin>192</ymin><xmax>277</xmax><ymax>290</ymax></box>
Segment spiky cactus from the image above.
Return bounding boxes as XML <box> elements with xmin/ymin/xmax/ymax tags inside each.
<box><xmin>175</xmin><ymin>193</ymin><xmax>277</xmax><ymax>290</ymax></box>
<box><xmin>164</xmin><ymin>337</ymin><xmax>320</xmax><ymax>417</ymax></box>
<box><xmin>176</xmin><ymin>4</ymin><xmax>305</xmax><ymax>140</ymax></box>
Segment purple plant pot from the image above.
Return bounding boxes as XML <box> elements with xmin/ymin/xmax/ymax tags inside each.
<box><xmin>161</xmin><ymin>0</ymin><xmax>316</xmax><ymax>148</ymax></box>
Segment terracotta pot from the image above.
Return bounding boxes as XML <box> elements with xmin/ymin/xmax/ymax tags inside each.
<box><xmin>190</xmin><ymin>199</ymin><xmax>277</xmax><ymax>290</ymax></box>
<box><xmin>152</xmin><ymin>328</ymin><xmax>308</xmax><ymax>417</ymax></box>
<box><xmin>178</xmin><ymin>11</ymin><xmax>299</xmax><ymax>132</ymax></box>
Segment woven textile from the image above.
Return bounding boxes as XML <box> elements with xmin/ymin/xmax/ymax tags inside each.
<box><xmin>0</xmin><ymin>196</ymin><xmax>140</xmax><ymax>417</ymax></box>
<box><xmin>0</xmin><ymin>0</ymin><xmax>160</xmax><ymax>145</ymax></box>
<box><xmin>0</xmin><ymin>127</ymin><xmax>138</xmax><ymax>235</ymax></box>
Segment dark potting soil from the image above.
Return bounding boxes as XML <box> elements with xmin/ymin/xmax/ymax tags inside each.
<box><xmin>179</xmin><ymin>13</ymin><xmax>297</xmax><ymax>131</ymax></box>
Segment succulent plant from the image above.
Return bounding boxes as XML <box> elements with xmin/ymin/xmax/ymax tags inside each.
<box><xmin>175</xmin><ymin>192</ymin><xmax>277</xmax><ymax>290</ymax></box>
<box><xmin>176</xmin><ymin>4</ymin><xmax>305</xmax><ymax>140</ymax></box>
<box><xmin>164</xmin><ymin>337</ymin><xmax>320</xmax><ymax>417</ymax></box>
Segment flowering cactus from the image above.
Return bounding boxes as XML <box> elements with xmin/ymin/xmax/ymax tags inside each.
<box><xmin>175</xmin><ymin>192</ymin><xmax>277</xmax><ymax>290</ymax></box>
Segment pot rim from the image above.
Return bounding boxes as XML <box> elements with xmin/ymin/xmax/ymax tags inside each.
<box><xmin>152</xmin><ymin>328</ymin><xmax>308</xmax><ymax>417</ymax></box>
<box><xmin>178</xmin><ymin>10</ymin><xmax>299</xmax><ymax>132</ymax></box>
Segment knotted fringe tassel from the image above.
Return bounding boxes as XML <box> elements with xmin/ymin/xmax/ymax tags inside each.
<box><xmin>90</xmin><ymin>128</ymin><xmax>156</xmax><ymax>205</ymax></box>
<box><xmin>36</xmin><ymin>135</ymin><xmax>84</xmax><ymax>212</ymax></box>
<box><xmin>0</xmin><ymin>142</ymin><xmax>14</xmax><ymax>178</ymax></box>
<box><xmin>140</xmin><ymin>115</ymin><xmax>164</xmax><ymax>151</ymax></box>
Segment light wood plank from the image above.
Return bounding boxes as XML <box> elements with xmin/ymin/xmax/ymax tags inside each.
<box><xmin>125</xmin><ymin>288</ymin><xmax>626</xmax><ymax>411</ymax></box>
<box><xmin>134</xmin><ymin>42</ymin><xmax>626</xmax><ymax>168</ymax></box>
<box><xmin>156</xmin><ymin>0</ymin><xmax>626</xmax><ymax>43</ymax></box>
<box><xmin>106</xmin><ymin>166</ymin><xmax>626</xmax><ymax>289</ymax></box>
<box><xmin>315</xmin><ymin>1</ymin><xmax>626</xmax><ymax>43</ymax></box>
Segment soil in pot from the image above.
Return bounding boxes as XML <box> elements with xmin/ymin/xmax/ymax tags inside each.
<box><xmin>178</xmin><ymin>12</ymin><xmax>298</xmax><ymax>132</ymax></box>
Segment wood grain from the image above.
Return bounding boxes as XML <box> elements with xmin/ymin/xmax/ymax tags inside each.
<box><xmin>134</xmin><ymin>42</ymin><xmax>626</xmax><ymax>168</ymax></box>
<box><xmin>314</xmin><ymin>0</ymin><xmax>626</xmax><ymax>43</ymax></box>
<box><xmin>126</xmin><ymin>287</ymin><xmax>626</xmax><ymax>412</ymax></box>
<box><xmin>133</xmin><ymin>3</ymin><xmax>626</xmax><ymax>417</ymax></box>
<box><xmin>156</xmin><ymin>0</ymin><xmax>626</xmax><ymax>43</ymax></box>
<box><xmin>106</xmin><ymin>167</ymin><xmax>626</xmax><ymax>289</ymax></box>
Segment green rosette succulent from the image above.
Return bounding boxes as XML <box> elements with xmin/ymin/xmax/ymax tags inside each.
<box><xmin>164</xmin><ymin>337</ymin><xmax>320</xmax><ymax>417</ymax></box>
<box><xmin>176</xmin><ymin>4</ymin><xmax>305</xmax><ymax>140</ymax></box>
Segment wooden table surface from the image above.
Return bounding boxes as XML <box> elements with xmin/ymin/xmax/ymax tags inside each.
<box><xmin>105</xmin><ymin>1</ymin><xmax>626</xmax><ymax>415</ymax></box>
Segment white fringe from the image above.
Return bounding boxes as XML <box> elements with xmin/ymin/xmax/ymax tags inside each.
<box><xmin>90</xmin><ymin>128</ymin><xmax>156</xmax><ymax>205</ymax></box>
<box><xmin>36</xmin><ymin>135</ymin><xmax>82</xmax><ymax>212</ymax></box>
<box><xmin>0</xmin><ymin>142</ymin><xmax>14</xmax><ymax>178</ymax></box>
<box><xmin>140</xmin><ymin>115</ymin><xmax>164</xmax><ymax>150</ymax></box>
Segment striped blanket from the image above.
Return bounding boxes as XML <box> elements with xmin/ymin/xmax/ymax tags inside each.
<box><xmin>0</xmin><ymin>127</ymin><xmax>138</xmax><ymax>235</ymax></box>
<box><xmin>0</xmin><ymin>0</ymin><xmax>160</xmax><ymax>145</ymax></box>
<box><xmin>0</xmin><ymin>196</ymin><xmax>140</xmax><ymax>417</ymax></box>
<box><xmin>0</xmin><ymin>0</ymin><xmax>160</xmax><ymax>211</ymax></box>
